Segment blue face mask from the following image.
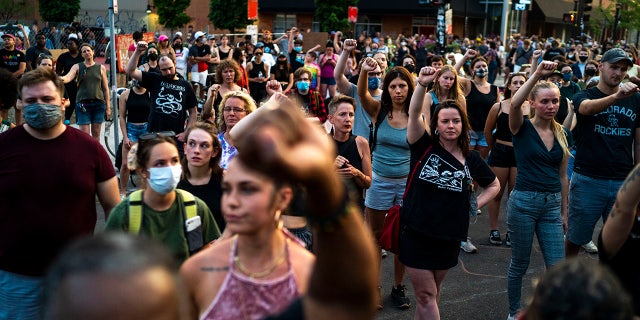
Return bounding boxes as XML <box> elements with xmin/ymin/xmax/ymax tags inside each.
<box><xmin>368</xmin><ymin>77</ymin><xmax>381</xmax><ymax>90</ymax></box>
<box><xmin>22</xmin><ymin>103</ymin><xmax>62</xmax><ymax>129</ymax></box>
<box><xmin>562</xmin><ymin>73</ymin><xmax>573</xmax><ymax>82</ymax></box>
<box><xmin>147</xmin><ymin>165</ymin><xmax>182</xmax><ymax>195</ymax></box>
<box><xmin>297</xmin><ymin>81</ymin><xmax>310</xmax><ymax>92</ymax></box>
<box><xmin>295</xmin><ymin>46</ymin><xmax>303</xmax><ymax>52</ymax></box>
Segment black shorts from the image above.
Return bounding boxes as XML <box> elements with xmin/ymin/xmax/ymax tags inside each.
<box><xmin>398</xmin><ymin>226</ymin><xmax>459</xmax><ymax>270</ymax></box>
<box><xmin>487</xmin><ymin>142</ymin><xmax>516</xmax><ymax>168</ymax></box>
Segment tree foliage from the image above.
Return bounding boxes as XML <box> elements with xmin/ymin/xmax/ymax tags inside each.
<box><xmin>209</xmin><ymin>0</ymin><xmax>251</xmax><ymax>34</ymax></box>
<box><xmin>154</xmin><ymin>0</ymin><xmax>192</xmax><ymax>30</ymax></box>
<box><xmin>39</xmin><ymin>0</ymin><xmax>80</xmax><ymax>23</ymax></box>
<box><xmin>0</xmin><ymin>0</ymin><xmax>28</xmax><ymax>22</ymax></box>
<box><xmin>314</xmin><ymin>0</ymin><xmax>358</xmax><ymax>33</ymax></box>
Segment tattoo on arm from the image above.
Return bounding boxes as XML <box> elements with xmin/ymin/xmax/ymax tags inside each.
<box><xmin>200</xmin><ymin>266</ymin><xmax>229</xmax><ymax>272</ymax></box>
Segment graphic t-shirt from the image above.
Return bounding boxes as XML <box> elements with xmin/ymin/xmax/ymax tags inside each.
<box><xmin>0</xmin><ymin>48</ymin><xmax>25</xmax><ymax>73</ymax></box>
<box><xmin>140</xmin><ymin>72</ymin><xmax>197</xmax><ymax>134</ymax></box>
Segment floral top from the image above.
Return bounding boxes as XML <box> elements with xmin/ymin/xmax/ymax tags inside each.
<box><xmin>218</xmin><ymin>131</ymin><xmax>237</xmax><ymax>170</ymax></box>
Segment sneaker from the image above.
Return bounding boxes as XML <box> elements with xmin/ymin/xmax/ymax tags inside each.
<box><xmin>504</xmin><ymin>233</ymin><xmax>511</xmax><ymax>247</ymax></box>
<box><xmin>582</xmin><ymin>240</ymin><xmax>598</xmax><ymax>254</ymax></box>
<box><xmin>381</xmin><ymin>248</ymin><xmax>388</xmax><ymax>258</ymax></box>
<box><xmin>460</xmin><ymin>237</ymin><xmax>478</xmax><ymax>253</ymax></box>
<box><xmin>490</xmin><ymin>230</ymin><xmax>502</xmax><ymax>245</ymax></box>
<box><xmin>390</xmin><ymin>284</ymin><xmax>411</xmax><ymax>309</ymax></box>
<box><xmin>507</xmin><ymin>314</ymin><xmax>516</xmax><ymax>320</ymax></box>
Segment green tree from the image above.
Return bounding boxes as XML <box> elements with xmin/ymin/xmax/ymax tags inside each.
<box><xmin>0</xmin><ymin>0</ymin><xmax>28</xmax><ymax>22</ymax></box>
<box><xmin>314</xmin><ymin>0</ymin><xmax>358</xmax><ymax>33</ymax></box>
<box><xmin>154</xmin><ymin>0</ymin><xmax>192</xmax><ymax>30</ymax></box>
<box><xmin>209</xmin><ymin>0</ymin><xmax>251</xmax><ymax>34</ymax></box>
<box><xmin>39</xmin><ymin>0</ymin><xmax>80</xmax><ymax>23</ymax></box>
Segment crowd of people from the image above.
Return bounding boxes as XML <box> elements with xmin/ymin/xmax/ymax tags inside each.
<box><xmin>2</xmin><ymin>21</ymin><xmax>640</xmax><ymax>320</ymax></box>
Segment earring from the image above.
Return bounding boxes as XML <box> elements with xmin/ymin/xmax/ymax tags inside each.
<box><xmin>434</xmin><ymin>129</ymin><xmax>439</xmax><ymax>135</ymax></box>
<box><xmin>274</xmin><ymin>210</ymin><xmax>283</xmax><ymax>229</ymax></box>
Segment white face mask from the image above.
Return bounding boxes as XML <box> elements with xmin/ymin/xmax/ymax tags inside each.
<box><xmin>147</xmin><ymin>165</ymin><xmax>182</xmax><ymax>195</ymax></box>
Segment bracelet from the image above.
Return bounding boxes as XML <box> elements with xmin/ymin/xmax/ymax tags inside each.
<box><xmin>417</xmin><ymin>81</ymin><xmax>429</xmax><ymax>88</ymax></box>
<box><xmin>307</xmin><ymin>189</ymin><xmax>352</xmax><ymax>232</ymax></box>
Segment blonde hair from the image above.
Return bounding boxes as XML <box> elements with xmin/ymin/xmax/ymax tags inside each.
<box><xmin>217</xmin><ymin>91</ymin><xmax>257</xmax><ymax>132</ymax></box>
<box><xmin>431</xmin><ymin>65</ymin><xmax>464</xmax><ymax>106</ymax></box>
<box><xmin>529</xmin><ymin>82</ymin><xmax>570</xmax><ymax>158</ymax></box>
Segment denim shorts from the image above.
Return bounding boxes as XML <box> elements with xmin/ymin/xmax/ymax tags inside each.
<box><xmin>0</xmin><ymin>269</ymin><xmax>44</xmax><ymax>320</ymax></box>
<box><xmin>469</xmin><ymin>130</ymin><xmax>488</xmax><ymax>147</ymax></box>
<box><xmin>487</xmin><ymin>142</ymin><xmax>516</xmax><ymax>167</ymax></box>
<box><xmin>320</xmin><ymin>77</ymin><xmax>336</xmax><ymax>85</ymax></box>
<box><xmin>126</xmin><ymin>122</ymin><xmax>148</xmax><ymax>143</ymax></box>
<box><xmin>75</xmin><ymin>100</ymin><xmax>107</xmax><ymax>125</ymax></box>
<box><xmin>364</xmin><ymin>173</ymin><xmax>407</xmax><ymax>210</ymax></box>
<box><xmin>566</xmin><ymin>172</ymin><xmax>622</xmax><ymax>246</ymax></box>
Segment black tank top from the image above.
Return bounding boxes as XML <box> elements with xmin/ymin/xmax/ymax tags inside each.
<box><xmin>126</xmin><ymin>89</ymin><xmax>152</xmax><ymax>123</ymax></box>
<box><xmin>218</xmin><ymin>47</ymin><xmax>230</xmax><ymax>60</ymax></box>
<box><xmin>466</xmin><ymin>82</ymin><xmax>498</xmax><ymax>131</ymax></box>
<box><xmin>247</xmin><ymin>61</ymin><xmax>265</xmax><ymax>78</ymax></box>
<box><xmin>335</xmin><ymin>134</ymin><xmax>364</xmax><ymax>205</ymax></box>
<box><xmin>493</xmin><ymin>108</ymin><xmax>513</xmax><ymax>142</ymax></box>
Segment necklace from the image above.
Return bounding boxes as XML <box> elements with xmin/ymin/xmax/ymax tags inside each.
<box><xmin>234</xmin><ymin>242</ymin><xmax>287</xmax><ymax>279</ymax></box>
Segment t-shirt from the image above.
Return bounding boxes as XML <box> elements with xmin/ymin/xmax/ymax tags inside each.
<box><xmin>140</xmin><ymin>71</ymin><xmax>197</xmax><ymax>134</ymax></box>
<box><xmin>0</xmin><ymin>126</ymin><xmax>115</xmax><ymax>276</ymax></box>
<box><xmin>572</xmin><ymin>87</ymin><xmax>640</xmax><ymax>179</ymax></box>
<box><xmin>104</xmin><ymin>192</ymin><xmax>220</xmax><ymax>264</ymax></box>
<box><xmin>25</xmin><ymin>46</ymin><xmax>52</xmax><ymax>70</ymax></box>
<box><xmin>189</xmin><ymin>44</ymin><xmax>211</xmax><ymax>72</ymax></box>
<box><xmin>178</xmin><ymin>175</ymin><xmax>224</xmax><ymax>231</ymax></box>
<box><xmin>0</xmin><ymin>48</ymin><xmax>26</xmax><ymax>73</ymax></box>
<box><xmin>402</xmin><ymin>132</ymin><xmax>495</xmax><ymax>241</ymax></box>
<box><xmin>512</xmin><ymin>119</ymin><xmax>564</xmax><ymax>192</ymax></box>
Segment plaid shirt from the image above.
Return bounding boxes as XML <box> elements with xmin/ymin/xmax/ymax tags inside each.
<box><xmin>288</xmin><ymin>88</ymin><xmax>327</xmax><ymax>123</ymax></box>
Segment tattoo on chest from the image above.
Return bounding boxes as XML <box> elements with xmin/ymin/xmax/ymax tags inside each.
<box><xmin>200</xmin><ymin>266</ymin><xmax>229</xmax><ymax>272</ymax></box>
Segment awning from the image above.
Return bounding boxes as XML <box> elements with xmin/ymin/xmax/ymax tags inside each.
<box><xmin>258</xmin><ymin>0</ymin><xmax>315</xmax><ymax>13</ymax></box>
<box><xmin>535</xmin><ymin>0</ymin><xmax>575</xmax><ymax>24</ymax></box>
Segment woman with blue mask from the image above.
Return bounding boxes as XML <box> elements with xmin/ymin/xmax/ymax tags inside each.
<box><xmin>105</xmin><ymin>132</ymin><xmax>221</xmax><ymax>264</ymax></box>
<box><xmin>454</xmin><ymin>50</ymin><xmax>500</xmax><ymax>254</ymax></box>
<box><xmin>286</xmin><ymin>67</ymin><xmax>327</xmax><ymax>123</ymax></box>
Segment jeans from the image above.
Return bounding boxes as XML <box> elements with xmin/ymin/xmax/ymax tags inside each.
<box><xmin>0</xmin><ymin>269</ymin><xmax>44</xmax><ymax>320</ymax></box>
<box><xmin>507</xmin><ymin>190</ymin><xmax>564</xmax><ymax>316</ymax></box>
<box><xmin>567</xmin><ymin>172</ymin><xmax>621</xmax><ymax>246</ymax></box>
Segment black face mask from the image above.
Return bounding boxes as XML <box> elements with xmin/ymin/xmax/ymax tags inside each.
<box><xmin>404</xmin><ymin>64</ymin><xmax>415</xmax><ymax>73</ymax></box>
<box><xmin>579</xmin><ymin>56</ymin><xmax>588</xmax><ymax>62</ymax></box>
<box><xmin>148</xmin><ymin>53</ymin><xmax>158</xmax><ymax>61</ymax></box>
<box><xmin>585</xmin><ymin>68</ymin><xmax>597</xmax><ymax>77</ymax></box>
<box><xmin>173</xmin><ymin>43</ymin><xmax>182</xmax><ymax>49</ymax></box>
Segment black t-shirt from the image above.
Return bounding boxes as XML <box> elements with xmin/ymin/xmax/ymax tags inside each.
<box><xmin>25</xmin><ymin>46</ymin><xmax>52</xmax><ymax>70</ymax></box>
<box><xmin>572</xmin><ymin>87</ymin><xmax>640</xmax><ymax>179</ymax></box>
<box><xmin>178</xmin><ymin>175</ymin><xmax>224</xmax><ymax>230</ymax></box>
<box><xmin>140</xmin><ymin>72</ymin><xmax>197</xmax><ymax>134</ymax></box>
<box><xmin>402</xmin><ymin>133</ymin><xmax>495</xmax><ymax>241</ymax></box>
<box><xmin>56</xmin><ymin>51</ymin><xmax>84</xmax><ymax>76</ymax></box>
<box><xmin>0</xmin><ymin>48</ymin><xmax>25</xmax><ymax>73</ymax></box>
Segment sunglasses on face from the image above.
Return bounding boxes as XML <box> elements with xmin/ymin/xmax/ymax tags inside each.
<box><xmin>139</xmin><ymin>131</ymin><xmax>176</xmax><ymax>141</ymax></box>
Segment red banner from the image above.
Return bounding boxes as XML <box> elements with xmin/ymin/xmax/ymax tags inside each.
<box><xmin>248</xmin><ymin>0</ymin><xmax>258</xmax><ymax>20</ymax></box>
<box><xmin>348</xmin><ymin>6</ymin><xmax>358</xmax><ymax>23</ymax></box>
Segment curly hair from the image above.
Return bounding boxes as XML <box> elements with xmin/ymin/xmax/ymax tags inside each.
<box><xmin>215</xmin><ymin>60</ymin><xmax>241</xmax><ymax>84</ymax></box>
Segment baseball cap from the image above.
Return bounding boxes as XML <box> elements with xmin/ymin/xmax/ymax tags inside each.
<box><xmin>600</xmin><ymin>48</ymin><xmax>633</xmax><ymax>66</ymax></box>
<box><xmin>207</xmin><ymin>34</ymin><xmax>216</xmax><ymax>40</ymax></box>
<box><xmin>194</xmin><ymin>31</ymin><xmax>205</xmax><ymax>40</ymax></box>
<box><xmin>278</xmin><ymin>51</ymin><xmax>287</xmax><ymax>57</ymax></box>
<box><xmin>255</xmin><ymin>41</ymin><xmax>264</xmax><ymax>48</ymax></box>
<box><xmin>175</xmin><ymin>31</ymin><xmax>183</xmax><ymax>38</ymax></box>
<box><xmin>68</xmin><ymin>33</ymin><xmax>78</xmax><ymax>39</ymax></box>
<box><xmin>158</xmin><ymin>35</ymin><xmax>169</xmax><ymax>42</ymax></box>
<box><xmin>1</xmin><ymin>33</ymin><xmax>15</xmax><ymax>40</ymax></box>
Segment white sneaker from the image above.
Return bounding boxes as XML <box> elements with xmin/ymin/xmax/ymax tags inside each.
<box><xmin>507</xmin><ymin>314</ymin><xmax>516</xmax><ymax>320</ymax></box>
<box><xmin>582</xmin><ymin>240</ymin><xmax>598</xmax><ymax>254</ymax></box>
<box><xmin>460</xmin><ymin>237</ymin><xmax>478</xmax><ymax>253</ymax></box>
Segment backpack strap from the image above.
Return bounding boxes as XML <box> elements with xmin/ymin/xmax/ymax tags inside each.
<box><xmin>176</xmin><ymin>189</ymin><xmax>197</xmax><ymax>220</ymax></box>
<box><xmin>127</xmin><ymin>189</ymin><xmax>197</xmax><ymax>235</ymax></box>
<box><xmin>369</xmin><ymin>109</ymin><xmax>388</xmax><ymax>154</ymax></box>
<box><xmin>128</xmin><ymin>190</ymin><xmax>144</xmax><ymax>234</ymax></box>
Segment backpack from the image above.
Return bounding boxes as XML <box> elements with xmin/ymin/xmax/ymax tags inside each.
<box><xmin>127</xmin><ymin>189</ymin><xmax>204</xmax><ymax>254</ymax></box>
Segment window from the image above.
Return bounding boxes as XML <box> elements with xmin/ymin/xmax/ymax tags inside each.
<box><xmin>355</xmin><ymin>16</ymin><xmax>382</xmax><ymax>38</ymax></box>
<box><xmin>273</xmin><ymin>14</ymin><xmax>297</xmax><ymax>33</ymax></box>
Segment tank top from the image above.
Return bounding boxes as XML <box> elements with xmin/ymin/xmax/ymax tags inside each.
<box><xmin>125</xmin><ymin>89</ymin><xmax>152</xmax><ymax>123</ymax></box>
<box><xmin>218</xmin><ymin>47</ymin><xmax>231</xmax><ymax>60</ymax></box>
<box><xmin>492</xmin><ymin>106</ymin><xmax>513</xmax><ymax>142</ymax></box>
<box><xmin>248</xmin><ymin>61</ymin><xmax>265</xmax><ymax>79</ymax></box>
<box><xmin>372</xmin><ymin>117</ymin><xmax>410</xmax><ymax>177</ymax></box>
<box><xmin>466</xmin><ymin>82</ymin><xmax>498</xmax><ymax>131</ymax></box>
<box><xmin>335</xmin><ymin>134</ymin><xmax>365</xmax><ymax>204</ymax></box>
<box><xmin>76</xmin><ymin>63</ymin><xmax>105</xmax><ymax>103</ymax></box>
<box><xmin>200</xmin><ymin>236</ymin><xmax>298</xmax><ymax>320</ymax></box>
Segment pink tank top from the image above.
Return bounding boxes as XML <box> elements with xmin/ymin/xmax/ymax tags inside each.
<box><xmin>200</xmin><ymin>236</ymin><xmax>299</xmax><ymax>320</ymax></box>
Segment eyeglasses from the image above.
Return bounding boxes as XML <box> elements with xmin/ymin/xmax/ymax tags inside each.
<box><xmin>138</xmin><ymin>131</ymin><xmax>176</xmax><ymax>141</ymax></box>
<box><xmin>223</xmin><ymin>107</ymin><xmax>246</xmax><ymax>113</ymax></box>
<box><xmin>255</xmin><ymin>52</ymin><xmax>263</xmax><ymax>56</ymax></box>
